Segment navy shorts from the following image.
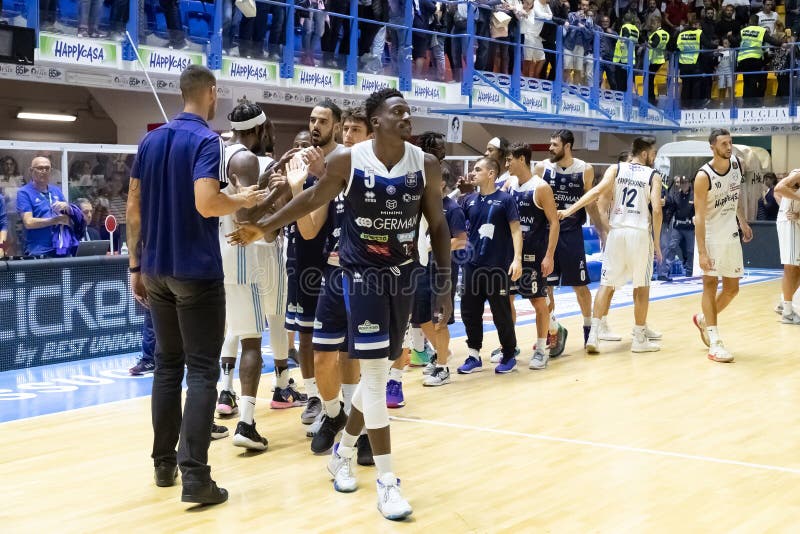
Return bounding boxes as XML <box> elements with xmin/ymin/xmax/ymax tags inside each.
<box><xmin>411</xmin><ymin>261</ymin><xmax>458</xmax><ymax>326</ymax></box>
<box><xmin>285</xmin><ymin>260</ymin><xmax>324</xmax><ymax>333</ymax></box>
<box><xmin>512</xmin><ymin>245</ymin><xmax>549</xmax><ymax>299</ymax></box>
<box><xmin>342</xmin><ymin>262</ymin><xmax>415</xmax><ymax>360</ymax></box>
<box><xmin>312</xmin><ymin>265</ymin><xmax>348</xmax><ymax>352</ymax></box>
<box><xmin>547</xmin><ymin>227</ymin><xmax>589</xmax><ymax>287</ymax></box>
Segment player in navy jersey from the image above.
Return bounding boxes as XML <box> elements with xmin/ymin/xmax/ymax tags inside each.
<box><xmin>504</xmin><ymin>143</ymin><xmax>560</xmax><ymax>370</ymax></box>
<box><xmin>456</xmin><ymin>157</ymin><xmax>523</xmax><ymax>375</ymax></box>
<box><xmin>227</xmin><ymin>89</ymin><xmax>452</xmax><ymax>521</ymax></box>
<box><xmin>284</xmin><ymin>100</ymin><xmax>343</xmax><ymax>427</ymax></box>
<box><xmin>485</xmin><ymin>136</ymin><xmax>511</xmax><ymax>187</ymax></box>
<box><xmin>534</xmin><ymin>129</ymin><xmax>606</xmax><ymax>348</ymax></box>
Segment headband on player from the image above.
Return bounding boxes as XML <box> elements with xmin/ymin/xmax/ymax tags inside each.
<box><xmin>488</xmin><ymin>137</ymin><xmax>501</xmax><ymax>149</ymax></box>
<box><xmin>231</xmin><ymin>111</ymin><xmax>267</xmax><ymax>131</ymax></box>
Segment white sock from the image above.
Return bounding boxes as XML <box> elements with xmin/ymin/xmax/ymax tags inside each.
<box><xmin>340</xmin><ymin>429</ymin><xmax>359</xmax><ymax>450</ymax></box>
<box><xmin>537</xmin><ymin>337</ymin><xmax>547</xmax><ymax>352</ymax></box>
<box><xmin>388</xmin><ymin>367</ymin><xmax>403</xmax><ymax>382</ymax></box>
<box><xmin>275</xmin><ymin>365</ymin><xmax>290</xmax><ymax>389</ymax></box>
<box><xmin>324</xmin><ymin>398</ymin><xmax>341</xmax><ymax>418</ymax></box>
<box><xmin>707</xmin><ymin>326</ymin><xmax>720</xmax><ymax>345</ymax></box>
<box><xmin>304</xmin><ymin>377</ymin><xmax>319</xmax><ymax>398</ymax></box>
<box><xmin>601</xmin><ymin>315</ymin><xmax>608</xmax><ymax>324</ymax></box>
<box><xmin>590</xmin><ymin>317</ymin><xmax>601</xmax><ymax>332</ymax></box>
<box><xmin>411</xmin><ymin>327</ymin><xmax>425</xmax><ymax>352</ymax></box>
<box><xmin>783</xmin><ymin>301</ymin><xmax>794</xmax><ymax>316</ymax></box>
<box><xmin>583</xmin><ymin>315</ymin><xmax>592</xmax><ymax>327</ymax></box>
<box><xmin>240</xmin><ymin>395</ymin><xmax>256</xmax><ymax>424</ymax></box>
<box><xmin>374</xmin><ymin>453</ymin><xmax>393</xmax><ymax>476</ymax></box>
<box><xmin>341</xmin><ymin>383</ymin><xmax>357</xmax><ymax>414</ymax></box>
<box><xmin>468</xmin><ymin>347</ymin><xmax>480</xmax><ymax>358</ymax></box>
<box><xmin>633</xmin><ymin>325</ymin><xmax>646</xmax><ymax>336</ymax></box>
<box><xmin>221</xmin><ymin>362</ymin><xmax>234</xmax><ymax>391</ymax></box>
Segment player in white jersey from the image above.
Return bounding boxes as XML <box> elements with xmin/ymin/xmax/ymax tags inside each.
<box><xmin>559</xmin><ymin>136</ymin><xmax>663</xmax><ymax>353</ymax></box>
<box><xmin>774</xmin><ymin>170</ymin><xmax>800</xmax><ymax>324</ymax></box>
<box><xmin>216</xmin><ymin>103</ymin><xmax>304</xmax><ymax>450</ymax></box>
<box><xmin>691</xmin><ymin>129</ymin><xmax>753</xmax><ymax>363</ymax></box>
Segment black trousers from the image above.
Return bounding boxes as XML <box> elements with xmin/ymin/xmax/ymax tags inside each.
<box><xmin>321</xmin><ymin>0</ymin><xmax>351</xmax><ymax>57</ymax></box>
<box><xmin>679</xmin><ymin>63</ymin><xmax>703</xmax><ymax>107</ymax></box>
<box><xmin>460</xmin><ymin>265</ymin><xmax>517</xmax><ymax>362</ymax></box>
<box><xmin>647</xmin><ymin>62</ymin><xmax>663</xmax><ymax>104</ymax></box>
<box><xmin>158</xmin><ymin>0</ymin><xmax>185</xmax><ymax>44</ymax></box>
<box><xmin>145</xmin><ymin>275</ymin><xmax>226</xmax><ymax>485</ymax></box>
<box><xmin>659</xmin><ymin>226</ymin><xmax>694</xmax><ymax>277</ymax></box>
<box><xmin>739</xmin><ymin>58</ymin><xmax>767</xmax><ymax>99</ymax></box>
<box><xmin>614</xmin><ymin>64</ymin><xmax>629</xmax><ymax>93</ymax></box>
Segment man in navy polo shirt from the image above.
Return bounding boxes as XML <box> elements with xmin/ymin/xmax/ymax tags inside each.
<box><xmin>16</xmin><ymin>156</ymin><xmax>68</xmax><ymax>257</ymax></box>
<box><xmin>126</xmin><ymin>64</ymin><xmax>265</xmax><ymax>506</ymax></box>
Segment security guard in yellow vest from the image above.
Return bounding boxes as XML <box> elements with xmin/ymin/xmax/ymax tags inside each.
<box><xmin>646</xmin><ymin>16</ymin><xmax>670</xmax><ymax>105</ymax></box>
<box><xmin>738</xmin><ymin>15</ymin><xmax>784</xmax><ymax>99</ymax></box>
<box><xmin>612</xmin><ymin>13</ymin><xmax>641</xmax><ymax>91</ymax></box>
<box><xmin>674</xmin><ymin>20</ymin><xmax>705</xmax><ymax>107</ymax></box>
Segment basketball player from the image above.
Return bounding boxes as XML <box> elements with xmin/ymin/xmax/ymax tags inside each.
<box><xmin>774</xmin><ymin>169</ymin><xmax>800</xmax><ymax>323</ymax></box>
<box><xmin>505</xmin><ymin>143</ymin><xmax>559</xmax><ymax>369</ymax></box>
<box><xmin>284</xmin><ymin>100</ymin><xmax>344</xmax><ymax>425</ymax></box>
<box><xmin>456</xmin><ymin>157</ymin><xmax>523</xmax><ymax>374</ymax></box>
<box><xmin>692</xmin><ymin>128</ymin><xmax>753</xmax><ymax>363</ymax></box>
<box><xmin>485</xmin><ymin>136</ymin><xmax>511</xmax><ymax>186</ymax></box>
<box><xmin>535</xmin><ymin>129</ymin><xmax>606</xmax><ymax>347</ymax></box>
<box><xmin>227</xmin><ymin>88</ymin><xmax>452</xmax><ymax>520</ymax></box>
<box><xmin>287</xmin><ymin>107</ymin><xmax>370</xmax><ymax>457</ymax></box>
<box><xmin>215</xmin><ymin>103</ymin><xmax>303</xmax><ymax>451</ymax></box>
<box><xmin>560</xmin><ymin>136</ymin><xmax>663</xmax><ymax>353</ymax></box>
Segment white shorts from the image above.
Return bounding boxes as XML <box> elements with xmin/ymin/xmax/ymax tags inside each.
<box><xmin>717</xmin><ymin>73</ymin><xmax>733</xmax><ymax>89</ymax></box>
<box><xmin>564</xmin><ymin>45</ymin><xmax>584</xmax><ymax>71</ymax></box>
<box><xmin>222</xmin><ymin>240</ymin><xmax>287</xmax><ymax>338</ymax></box>
<box><xmin>600</xmin><ymin>227</ymin><xmax>653</xmax><ymax>289</ymax></box>
<box><xmin>524</xmin><ymin>34</ymin><xmax>544</xmax><ymax>61</ymax></box>
<box><xmin>778</xmin><ymin>220</ymin><xmax>800</xmax><ymax>266</ymax></box>
<box><xmin>698</xmin><ymin>240</ymin><xmax>744</xmax><ymax>278</ymax></box>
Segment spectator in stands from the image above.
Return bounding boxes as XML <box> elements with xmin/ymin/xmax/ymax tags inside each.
<box><xmin>78</xmin><ymin>0</ymin><xmax>106</xmax><ymax>38</ymax></box>
<box><xmin>103</xmin><ymin>172</ymin><xmax>128</xmax><ymax>252</ymax></box>
<box><xmin>412</xmin><ymin>0</ymin><xmax>438</xmax><ymax>75</ymax></box>
<box><xmin>757</xmin><ymin>0</ymin><xmax>779</xmax><ymax>34</ymax></box>
<box><xmin>647</xmin><ymin>15</ymin><xmax>670</xmax><ymax>104</ymax></box>
<box><xmin>584</xmin><ymin>8</ymin><xmax>597</xmax><ymax>86</ymax></box>
<box><xmin>771</xmin><ymin>32</ymin><xmax>795</xmax><ymax>97</ymax></box>
<box><xmin>239</xmin><ymin>1</ymin><xmax>268</xmax><ymax>58</ymax></box>
<box><xmin>16</xmin><ymin>156</ymin><xmax>69</xmax><ymax>257</ymax></box>
<box><xmin>1</xmin><ymin>155</ymin><xmax>22</xmax><ymax>188</ymax></box>
<box><xmin>722</xmin><ymin>0</ymin><xmax>749</xmax><ymax>25</ymax></box>
<box><xmin>787</xmin><ymin>0</ymin><xmax>800</xmax><ymax>37</ymax></box>
<box><xmin>159</xmin><ymin>0</ymin><xmax>187</xmax><ymax>49</ymax></box>
<box><xmin>446</xmin><ymin>0</ymin><xmax>472</xmax><ymax>81</ymax></box>
<box><xmin>322</xmin><ymin>0</ymin><xmax>352</xmax><ymax>68</ymax></box>
<box><xmin>566</xmin><ymin>0</ymin><xmax>592</xmax><ymax>85</ymax></box>
<box><xmin>699</xmin><ymin>8</ymin><xmax>720</xmax><ymax>101</ymax></box>
<box><xmin>0</xmin><ymin>194</ymin><xmax>6</xmax><ymax>257</ymax></box>
<box><xmin>425</xmin><ymin>3</ymin><xmax>448</xmax><ymax>80</ymax></box>
<box><xmin>527</xmin><ymin>0</ymin><xmax>553</xmax><ymax>78</ymax></box>
<box><xmin>356</xmin><ymin>0</ymin><xmax>387</xmax><ymax>69</ymax></box>
<box><xmin>109</xmin><ymin>0</ymin><xmax>146</xmax><ymax>43</ymax></box>
<box><xmin>598</xmin><ymin>14</ymin><xmax>618</xmax><ymax>89</ymax></box>
<box><xmin>641</xmin><ymin>0</ymin><xmax>662</xmax><ymax>30</ymax></box>
<box><xmin>301</xmin><ymin>0</ymin><xmax>326</xmax><ymax>66</ymax></box>
<box><xmin>612</xmin><ymin>11</ymin><xmax>640</xmax><ymax>91</ymax></box>
<box><xmin>474</xmin><ymin>1</ymin><xmax>503</xmax><ymax>71</ymax></box>
<box><xmin>514</xmin><ymin>0</ymin><xmax>539</xmax><ymax>77</ymax></box>
<box><xmin>39</xmin><ymin>0</ymin><xmax>57</xmax><ymax>31</ymax></box>
<box><xmin>266</xmin><ymin>0</ymin><xmax>287</xmax><ymax>60</ymax></box>
<box><xmin>700</xmin><ymin>6</ymin><xmax>719</xmax><ymax>43</ymax></box>
<box><xmin>738</xmin><ymin>15</ymin><xmax>784</xmax><ymax>99</ymax></box>
<box><xmin>756</xmin><ymin>173</ymin><xmax>780</xmax><ymax>220</ymax></box>
<box><xmin>543</xmin><ymin>0</ymin><xmax>568</xmax><ymax>80</ymax></box>
<box><xmin>663</xmin><ymin>0</ymin><xmax>689</xmax><ymax>34</ymax></box>
<box><xmin>75</xmin><ymin>198</ymin><xmax>101</xmax><ymax>241</ymax></box>
<box><xmin>716</xmin><ymin>4</ymin><xmax>743</xmax><ymax>42</ymax></box>
<box><xmin>674</xmin><ymin>19</ymin><xmax>709</xmax><ymax>107</ymax></box>
<box><xmin>716</xmin><ymin>36</ymin><xmax>735</xmax><ymax>99</ymax></box>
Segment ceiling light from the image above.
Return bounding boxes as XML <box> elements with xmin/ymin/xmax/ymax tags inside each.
<box><xmin>17</xmin><ymin>112</ymin><xmax>77</xmax><ymax>122</ymax></box>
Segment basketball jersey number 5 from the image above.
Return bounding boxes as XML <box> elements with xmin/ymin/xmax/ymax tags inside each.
<box><xmin>364</xmin><ymin>167</ymin><xmax>375</xmax><ymax>189</ymax></box>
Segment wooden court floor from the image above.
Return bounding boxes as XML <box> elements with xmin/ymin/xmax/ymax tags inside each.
<box><xmin>3</xmin><ymin>279</ymin><xmax>800</xmax><ymax>533</ymax></box>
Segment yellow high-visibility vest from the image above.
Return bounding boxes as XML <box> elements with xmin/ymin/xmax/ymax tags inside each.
<box><xmin>614</xmin><ymin>23</ymin><xmax>640</xmax><ymax>64</ymax></box>
<box><xmin>738</xmin><ymin>25</ymin><xmax>767</xmax><ymax>62</ymax></box>
<box><xmin>676</xmin><ymin>29</ymin><xmax>701</xmax><ymax>65</ymax></box>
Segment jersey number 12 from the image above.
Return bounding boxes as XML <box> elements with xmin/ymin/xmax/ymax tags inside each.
<box><xmin>621</xmin><ymin>187</ymin><xmax>638</xmax><ymax>208</ymax></box>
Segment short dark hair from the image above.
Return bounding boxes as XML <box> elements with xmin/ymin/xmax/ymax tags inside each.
<box><xmin>75</xmin><ymin>197</ymin><xmax>92</xmax><ymax>208</ymax></box>
<box><xmin>617</xmin><ymin>150</ymin><xmax>630</xmax><ymax>162</ymax></box>
<box><xmin>227</xmin><ymin>101</ymin><xmax>265</xmax><ymax>135</ymax></box>
<box><xmin>749</xmin><ymin>14</ymin><xmax>759</xmax><ymax>25</ymax></box>
<box><xmin>341</xmin><ymin>106</ymin><xmax>371</xmax><ymax>132</ymax></box>
<box><xmin>364</xmin><ymin>88</ymin><xmax>404</xmax><ymax>120</ymax></box>
<box><xmin>631</xmin><ymin>136</ymin><xmax>657</xmax><ymax>155</ymax></box>
<box><xmin>709</xmin><ymin>128</ymin><xmax>731</xmax><ymax>145</ymax></box>
<box><xmin>418</xmin><ymin>131</ymin><xmax>445</xmax><ymax>154</ymax></box>
<box><xmin>316</xmin><ymin>98</ymin><xmax>342</xmax><ymax>123</ymax></box>
<box><xmin>551</xmin><ymin>129</ymin><xmax>574</xmax><ymax>150</ymax></box>
<box><xmin>509</xmin><ymin>142</ymin><xmax>532</xmax><ymax>166</ymax></box>
<box><xmin>478</xmin><ymin>156</ymin><xmax>500</xmax><ymax>176</ymax></box>
<box><xmin>179</xmin><ymin>64</ymin><xmax>216</xmax><ymax>100</ymax></box>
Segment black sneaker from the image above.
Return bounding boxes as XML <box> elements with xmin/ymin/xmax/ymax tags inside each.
<box><xmin>310</xmin><ymin>403</ymin><xmax>347</xmax><ymax>454</ymax></box>
<box><xmin>216</xmin><ymin>390</ymin><xmax>238</xmax><ymax>416</ymax></box>
<box><xmin>232</xmin><ymin>421</ymin><xmax>268</xmax><ymax>451</ymax></box>
<box><xmin>301</xmin><ymin>396</ymin><xmax>322</xmax><ymax>425</ymax></box>
<box><xmin>356</xmin><ymin>434</ymin><xmax>374</xmax><ymax>466</ymax></box>
<box><xmin>181</xmin><ymin>480</ymin><xmax>228</xmax><ymax>505</ymax></box>
<box><xmin>287</xmin><ymin>348</ymin><xmax>299</xmax><ymax>366</ymax></box>
<box><xmin>211</xmin><ymin>423</ymin><xmax>229</xmax><ymax>440</ymax></box>
<box><xmin>154</xmin><ymin>463</ymin><xmax>178</xmax><ymax>487</ymax></box>
<box><xmin>129</xmin><ymin>357</ymin><xmax>155</xmax><ymax>376</ymax></box>
<box><xmin>270</xmin><ymin>382</ymin><xmax>308</xmax><ymax>409</ymax></box>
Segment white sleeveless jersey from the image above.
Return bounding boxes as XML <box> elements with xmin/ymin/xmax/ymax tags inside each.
<box><xmin>257</xmin><ymin>155</ymin><xmax>275</xmax><ymax>177</ymax></box>
<box><xmin>776</xmin><ymin>170</ymin><xmax>800</xmax><ymax>223</ymax></box>
<box><xmin>609</xmin><ymin>162</ymin><xmax>655</xmax><ymax>231</ymax></box>
<box><xmin>701</xmin><ymin>157</ymin><xmax>743</xmax><ymax>244</ymax></box>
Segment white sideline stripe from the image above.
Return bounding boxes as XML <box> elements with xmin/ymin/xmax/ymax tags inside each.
<box><xmin>389</xmin><ymin>416</ymin><xmax>800</xmax><ymax>476</ymax></box>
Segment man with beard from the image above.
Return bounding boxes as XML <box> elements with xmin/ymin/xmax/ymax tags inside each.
<box><xmin>283</xmin><ymin>99</ymin><xmax>344</xmax><ymax>426</ymax></box>
<box><xmin>560</xmin><ymin>136</ymin><xmax>663</xmax><ymax>354</ymax></box>
<box><xmin>227</xmin><ymin>89</ymin><xmax>451</xmax><ymax>521</ymax></box>
<box><xmin>535</xmin><ymin>129</ymin><xmax>605</xmax><ymax>350</ymax></box>
<box><xmin>692</xmin><ymin>129</ymin><xmax>753</xmax><ymax>363</ymax></box>
<box><xmin>215</xmin><ymin>102</ymin><xmax>304</xmax><ymax>450</ymax></box>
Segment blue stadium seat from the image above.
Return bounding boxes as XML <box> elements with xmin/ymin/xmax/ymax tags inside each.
<box><xmin>586</xmin><ymin>260</ymin><xmax>601</xmax><ymax>283</ymax></box>
<box><xmin>179</xmin><ymin>0</ymin><xmax>213</xmax><ymax>44</ymax></box>
<box><xmin>583</xmin><ymin>226</ymin><xmax>601</xmax><ymax>255</ymax></box>
<box><xmin>58</xmin><ymin>0</ymin><xmax>78</xmax><ymax>26</ymax></box>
